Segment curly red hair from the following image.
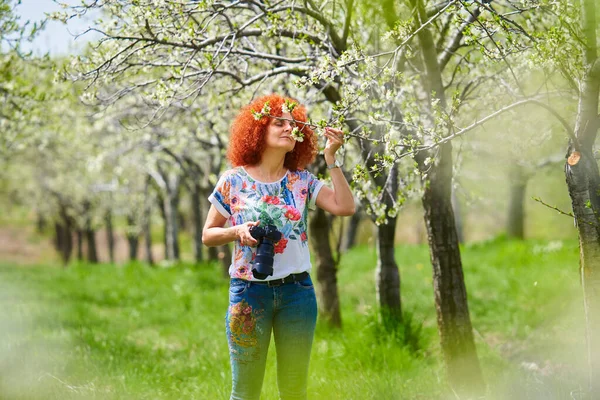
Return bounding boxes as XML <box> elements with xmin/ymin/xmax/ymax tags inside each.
<box><xmin>227</xmin><ymin>94</ymin><xmax>318</xmax><ymax>171</ymax></box>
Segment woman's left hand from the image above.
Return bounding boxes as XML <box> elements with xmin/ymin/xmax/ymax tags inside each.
<box><xmin>323</xmin><ymin>127</ymin><xmax>345</xmax><ymax>158</ymax></box>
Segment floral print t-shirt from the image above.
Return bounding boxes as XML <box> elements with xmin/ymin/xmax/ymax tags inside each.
<box><xmin>208</xmin><ymin>167</ymin><xmax>324</xmax><ymax>281</ymax></box>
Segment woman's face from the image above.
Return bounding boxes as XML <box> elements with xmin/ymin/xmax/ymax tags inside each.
<box><xmin>265</xmin><ymin>112</ymin><xmax>296</xmax><ymax>153</ymax></box>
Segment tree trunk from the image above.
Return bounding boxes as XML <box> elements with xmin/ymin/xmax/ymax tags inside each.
<box><xmin>422</xmin><ymin>143</ymin><xmax>484</xmax><ymax>395</ymax></box>
<box><xmin>191</xmin><ymin>181</ymin><xmax>204</xmax><ymax>264</ymax></box>
<box><xmin>83</xmin><ymin>201</ymin><xmax>98</xmax><ymax>263</ymax></box>
<box><xmin>506</xmin><ymin>165</ymin><xmax>527</xmax><ymax>239</ymax></box>
<box><xmin>164</xmin><ymin>187</ymin><xmax>180</xmax><ymax>261</ymax></box>
<box><xmin>310</xmin><ymin>207</ymin><xmax>342</xmax><ymax>328</ymax></box>
<box><xmin>451</xmin><ymin>183</ymin><xmax>464</xmax><ymax>244</ymax></box>
<box><xmin>156</xmin><ymin>193</ymin><xmax>169</xmax><ymax>259</ymax></box>
<box><xmin>126</xmin><ymin>214</ymin><xmax>139</xmax><ymax>261</ymax></box>
<box><xmin>567</xmin><ymin>0</ymin><xmax>600</xmax><ymax>391</ymax></box>
<box><xmin>341</xmin><ymin>207</ymin><xmax>362</xmax><ymax>252</ymax></box>
<box><xmin>105</xmin><ymin>209</ymin><xmax>115</xmax><ymax>263</ymax></box>
<box><xmin>36</xmin><ymin>212</ymin><xmax>46</xmax><ymax>234</ymax></box>
<box><xmin>85</xmin><ymin>228</ymin><xmax>98</xmax><ymax>263</ymax></box>
<box><xmin>566</xmin><ymin>151</ymin><xmax>600</xmax><ymax>395</ymax></box>
<box><xmin>375</xmin><ymin>164</ymin><xmax>402</xmax><ymax>323</ymax></box>
<box><xmin>57</xmin><ymin>204</ymin><xmax>73</xmax><ymax>266</ymax></box>
<box><xmin>410</xmin><ymin>0</ymin><xmax>484</xmax><ymax>392</ymax></box>
<box><xmin>219</xmin><ymin>244</ymin><xmax>232</xmax><ymax>276</ymax></box>
<box><xmin>53</xmin><ymin>222</ymin><xmax>62</xmax><ymax>252</ymax></box>
<box><xmin>143</xmin><ymin>175</ymin><xmax>154</xmax><ymax>266</ymax></box>
<box><xmin>376</xmin><ymin>216</ymin><xmax>402</xmax><ymax>323</ymax></box>
<box><xmin>208</xmin><ymin>246</ymin><xmax>219</xmax><ymax>262</ymax></box>
<box><xmin>76</xmin><ymin>229</ymin><xmax>84</xmax><ymax>261</ymax></box>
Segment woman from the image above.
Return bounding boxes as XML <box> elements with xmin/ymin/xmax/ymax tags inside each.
<box><xmin>202</xmin><ymin>94</ymin><xmax>355</xmax><ymax>400</ymax></box>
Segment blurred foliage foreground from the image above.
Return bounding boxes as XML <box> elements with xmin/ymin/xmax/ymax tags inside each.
<box><xmin>0</xmin><ymin>239</ymin><xmax>588</xmax><ymax>400</ymax></box>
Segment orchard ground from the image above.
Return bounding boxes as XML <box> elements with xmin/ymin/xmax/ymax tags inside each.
<box><xmin>0</xmin><ymin>234</ymin><xmax>588</xmax><ymax>399</ymax></box>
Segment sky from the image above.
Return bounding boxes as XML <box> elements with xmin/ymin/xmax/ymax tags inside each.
<box><xmin>14</xmin><ymin>0</ymin><xmax>99</xmax><ymax>56</ymax></box>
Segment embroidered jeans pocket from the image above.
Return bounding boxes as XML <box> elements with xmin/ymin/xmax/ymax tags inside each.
<box><xmin>229</xmin><ymin>279</ymin><xmax>248</xmax><ymax>296</ymax></box>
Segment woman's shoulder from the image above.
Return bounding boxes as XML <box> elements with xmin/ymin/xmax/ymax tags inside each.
<box><xmin>220</xmin><ymin>167</ymin><xmax>244</xmax><ymax>180</ymax></box>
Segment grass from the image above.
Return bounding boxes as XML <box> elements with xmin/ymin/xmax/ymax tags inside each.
<box><xmin>0</xmin><ymin>237</ymin><xmax>589</xmax><ymax>399</ymax></box>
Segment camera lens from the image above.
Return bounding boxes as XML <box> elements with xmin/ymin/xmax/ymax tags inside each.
<box><xmin>249</xmin><ymin>224</ymin><xmax>281</xmax><ymax>280</ymax></box>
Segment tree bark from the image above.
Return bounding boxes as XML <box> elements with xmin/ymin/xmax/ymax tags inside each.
<box><xmin>219</xmin><ymin>244</ymin><xmax>232</xmax><ymax>276</ymax></box>
<box><xmin>36</xmin><ymin>212</ymin><xmax>46</xmax><ymax>234</ymax></box>
<box><xmin>164</xmin><ymin>186</ymin><xmax>181</xmax><ymax>261</ymax></box>
<box><xmin>83</xmin><ymin>201</ymin><xmax>98</xmax><ymax>263</ymax></box>
<box><xmin>155</xmin><ymin>167</ymin><xmax>181</xmax><ymax>262</ymax></box>
<box><xmin>156</xmin><ymin>192</ymin><xmax>169</xmax><ymax>259</ymax></box>
<box><xmin>310</xmin><ymin>206</ymin><xmax>342</xmax><ymax>328</ymax></box>
<box><xmin>85</xmin><ymin>228</ymin><xmax>98</xmax><ymax>263</ymax></box>
<box><xmin>76</xmin><ymin>229</ymin><xmax>84</xmax><ymax>261</ymax></box>
<box><xmin>506</xmin><ymin>165</ymin><xmax>527</xmax><ymax>239</ymax></box>
<box><xmin>451</xmin><ymin>184</ymin><xmax>464</xmax><ymax>244</ymax></box>
<box><xmin>153</xmin><ymin>169</ymin><xmax>182</xmax><ymax>262</ymax></box>
<box><xmin>422</xmin><ymin>143</ymin><xmax>484</xmax><ymax>395</ymax></box>
<box><xmin>126</xmin><ymin>214</ymin><xmax>139</xmax><ymax>261</ymax></box>
<box><xmin>376</xmin><ymin>217</ymin><xmax>401</xmax><ymax>320</ymax></box>
<box><xmin>566</xmin><ymin>0</ymin><xmax>600</xmax><ymax>392</ymax></box>
<box><xmin>143</xmin><ymin>175</ymin><xmax>155</xmax><ymax>266</ymax></box>
<box><xmin>566</xmin><ymin>151</ymin><xmax>600</xmax><ymax>395</ymax></box>
<box><xmin>375</xmin><ymin>165</ymin><xmax>402</xmax><ymax>322</ymax></box>
<box><xmin>341</xmin><ymin>205</ymin><xmax>362</xmax><ymax>252</ymax></box>
<box><xmin>105</xmin><ymin>209</ymin><xmax>115</xmax><ymax>263</ymax></box>
<box><xmin>191</xmin><ymin>180</ymin><xmax>204</xmax><ymax>264</ymax></box>
<box><xmin>56</xmin><ymin>203</ymin><xmax>73</xmax><ymax>266</ymax></box>
<box><xmin>411</xmin><ymin>0</ymin><xmax>484</xmax><ymax>393</ymax></box>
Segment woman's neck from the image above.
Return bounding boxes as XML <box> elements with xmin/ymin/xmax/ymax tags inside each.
<box><xmin>249</xmin><ymin>150</ymin><xmax>287</xmax><ymax>181</ymax></box>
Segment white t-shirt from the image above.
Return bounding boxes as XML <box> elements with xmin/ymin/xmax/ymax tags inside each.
<box><xmin>208</xmin><ymin>167</ymin><xmax>324</xmax><ymax>281</ymax></box>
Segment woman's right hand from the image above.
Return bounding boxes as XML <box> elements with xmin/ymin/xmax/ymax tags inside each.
<box><xmin>235</xmin><ymin>221</ymin><xmax>260</xmax><ymax>247</ymax></box>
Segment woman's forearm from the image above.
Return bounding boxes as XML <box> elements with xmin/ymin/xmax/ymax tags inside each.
<box><xmin>325</xmin><ymin>155</ymin><xmax>356</xmax><ymax>215</ymax></box>
<box><xmin>202</xmin><ymin>225</ymin><xmax>239</xmax><ymax>247</ymax></box>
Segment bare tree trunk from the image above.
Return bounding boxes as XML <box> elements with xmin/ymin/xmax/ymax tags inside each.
<box><xmin>85</xmin><ymin>228</ymin><xmax>98</xmax><ymax>263</ymax></box>
<box><xmin>53</xmin><ymin>222</ymin><xmax>62</xmax><ymax>252</ymax></box>
<box><xmin>164</xmin><ymin>186</ymin><xmax>180</xmax><ymax>261</ymax></box>
<box><xmin>411</xmin><ymin>0</ymin><xmax>483</xmax><ymax>392</ymax></box>
<box><xmin>105</xmin><ymin>209</ymin><xmax>115</xmax><ymax>263</ymax></box>
<box><xmin>156</xmin><ymin>193</ymin><xmax>169</xmax><ymax>259</ymax></box>
<box><xmin>208</xmin><ymin>246</ymin><xmax>219</xmax><ymax>262</ymax></box>
<box><xmin>57</xmin><ymin>204</ymin><xmax>73</xmax><ymax>266</ymax></box>
<box><xmin>341</xmin><ymin>205</ymin><xmax>362</xmax><ymax>252</ymax></box>
<box><xmin>310</xmin><ymin>207</ymin><xmax>342</xmax><ymax>328</ymax></box>
<box><xmin>422</xmin><ymin>144</ymin><xmax>483</xmax><ymax>395</ymax></box>
<box><xmin>154</xmin><ymin>166</ymin><xmax>181</xmax><ymax>262</ymax></box>
<box><xmin>566</xmin><ymin>0</ymin><xmax>600</xmax><ymax>392</ymax></box>
<box><xmin>83</xmin><ymin>201</ymin><xmax>98</xmax><ymax>263</ymax></box>
<box><xmin>451</xmin><ymin>183</ymin><xmax>464</xmax><ymax>244</ymax></box>
<box><xmin>36</xmin><ymin>212</ymin><xmax>46</xmax><ymax>234</ymax></box>
<box><xmin>191</xmin><ymin>181</ymin><xmax>204</xmax><ymax>264</ymax></box>
<box><xmin>126</xmin><ymin>214</ymin><xmax>139</xmax><ymax>261</ymax></box>
<box><xmin>143</xmin><ymin>175</ymin><xmax>154</xmax><ymax>266</ymax></box>
<box><xmin>376</xmin><ymin>165</ymin><xmax>402</xmax><ymax>323</ymax></box>
<box><xmin>219</xmin><ymin>244</ymin><xmax>232</xmax><ymax>276</ymax></box>
<box><xmin>507</xmin><ymin>165</ymin><xmax>527</xmax><ymax>239</ymax></box>
<box><xmin>76</xmin><ymin>229</ymin><xmax>84</xmax><ymax>261</ymax></box>
<box><xmin>566</xmin><ymin>150</ymin><xmax>600</xmax><ymax>395</ymax></box>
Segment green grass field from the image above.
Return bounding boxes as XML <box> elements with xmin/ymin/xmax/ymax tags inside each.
<box><xmin>0</xmin><ymin>238</ymin><xmax>589</xmax><ymax>399</ymax></box>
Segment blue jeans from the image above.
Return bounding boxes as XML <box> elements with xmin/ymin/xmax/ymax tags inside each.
<box><xmin>226</xmin><ymin>275</ymin><xmax>318</xmax><ymax>400</ymax></box>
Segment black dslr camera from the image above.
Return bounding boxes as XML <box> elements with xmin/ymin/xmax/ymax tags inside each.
<box><xmin>249</xmin><ymin>224</ymin><xmax>282</xmax><ymax>280</ymax></box>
